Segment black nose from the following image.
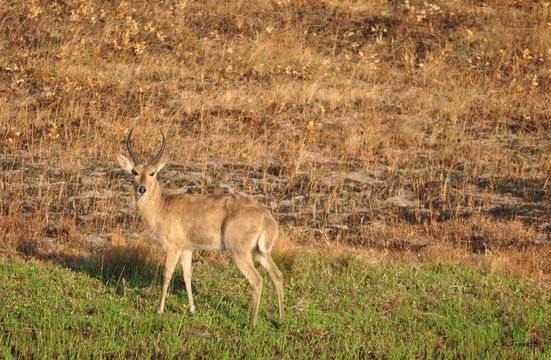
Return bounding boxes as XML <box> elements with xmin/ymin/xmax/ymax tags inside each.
<box><xmin>138</xmin><ymin>186</ymin><xmax>146</xmax><ymax>195</ymax></box>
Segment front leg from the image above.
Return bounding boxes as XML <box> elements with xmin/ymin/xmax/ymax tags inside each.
<box><xmin>158</xmin><ymin>249</ymin><xmax>180</xmax><ymax>314</ymax></box>
<box><xmin>180</xmin><ymin>250</ymin><xmax>196</xmax><ymax>314</ymax></box>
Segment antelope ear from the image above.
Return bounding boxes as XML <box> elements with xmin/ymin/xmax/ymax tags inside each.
<box><xmin>153</xmin><ymin>156</ymin><xmax>167</xmax><ymax>173</ymax></box>
<box><xmin>117</xmin><ymin>154</ymin><xmax>134</xmax><ymax>174</ymax></box>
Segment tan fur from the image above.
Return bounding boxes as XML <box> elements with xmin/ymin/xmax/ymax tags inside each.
<box><xmin>117</xmin><ymin>140</ymin><xmax>283</xmax><ymax>329</ymax></box>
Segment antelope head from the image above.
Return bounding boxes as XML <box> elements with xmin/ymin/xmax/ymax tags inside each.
<box><xmin>117</xmin><ymin>129</ymin><xmax>167</xmax><ymax>201</ymax></box>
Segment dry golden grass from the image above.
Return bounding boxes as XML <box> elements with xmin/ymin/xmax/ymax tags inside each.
<box><xmin>1</xmin><ymin>0</ymin><xmax>550</xmax><ymax>279</ymax></box>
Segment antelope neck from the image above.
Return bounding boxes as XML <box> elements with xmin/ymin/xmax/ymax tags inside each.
<box><xmin>137</xmin><ymin>183</ymin><xmax>165</xmax><ymax>231</ymax></box>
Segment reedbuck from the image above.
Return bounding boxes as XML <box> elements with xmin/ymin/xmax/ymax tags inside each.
<box><xmin>117</xmin><ymin>129</ymin><xmax>284</xmax><ymax>329</ymax></box>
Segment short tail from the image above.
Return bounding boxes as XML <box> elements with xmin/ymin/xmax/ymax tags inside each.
<box><xmin>257</xmin><ymin>213</ymin><xmax>278</xmax><ymax>254</ymax></box>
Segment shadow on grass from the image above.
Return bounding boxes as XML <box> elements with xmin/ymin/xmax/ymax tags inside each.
<box><xmin>13</xmin><ymin>239</ymin><xmax>293</xmax><ymax>328</ymax></box>
<box><xmin>14</xmin><ymin>240</ymin><xmax>165</xmax><ymax>293</ymax></box>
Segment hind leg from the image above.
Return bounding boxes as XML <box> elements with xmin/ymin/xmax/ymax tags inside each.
<box><xmin>231</xmin><ymin>250</ymin><xmax>263</xmax><ymax>329</ymax></box>
<box><xmin>254</xmin><ymin>252</ymin><xmax>284</xmax><ymax>323</ymax></box>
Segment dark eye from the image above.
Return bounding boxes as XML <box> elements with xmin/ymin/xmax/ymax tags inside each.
<box><xmin>131</xmin><ymin>170</ymin><xmax>138</xmax><ymax>176</ymax></box>
<box><xmin>149</xmin><ymin>172</ymin><xmax>155</xmax><ymax>177</ymax></box>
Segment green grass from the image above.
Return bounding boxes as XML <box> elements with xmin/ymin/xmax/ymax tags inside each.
<box><xmin>0</xmin><ymin>252</ymin><xmax>549</xmax><ymax>359</ymax></box>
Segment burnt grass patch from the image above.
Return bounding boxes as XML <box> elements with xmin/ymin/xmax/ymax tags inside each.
<box><xmin>2</xmin><ymin>153</ymin><xmax>549</xmax><ymax>254</ymax></box>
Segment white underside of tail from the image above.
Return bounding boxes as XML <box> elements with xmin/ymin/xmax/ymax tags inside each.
<box><xmin>253</xmin><ymin>252</ymin><xmax>268</xmax><ymax>267</ymax></box>
<box><xmin>257</xmin><ymin>231</ymin><xmax>268</xmax><ymax>254</ymax></box>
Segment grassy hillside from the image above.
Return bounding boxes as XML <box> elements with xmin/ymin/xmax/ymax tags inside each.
<box><xmin>1</xmin><ymin>0</ymin><xmax>550</xmax><ymax>271</ymax></box>
<box><xmin>0</xmin><ymin>1</ymin><xmax>550</xmax><ymax>356</ymax></box>
<box><xmin>1</xmin><ymin>252</ymin><xmax>549</xmax><ymax>358</ymax></box>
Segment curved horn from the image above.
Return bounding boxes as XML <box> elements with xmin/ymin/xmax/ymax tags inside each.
<box><xmin>149</xmin><ymin>130</ymin><xmax>166</xmax><ymax>166</ymax></box>
<box><xmin>126</xmin><ymin>128</ymin><xmax>141</xmax><ymax>165</ymax></box>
